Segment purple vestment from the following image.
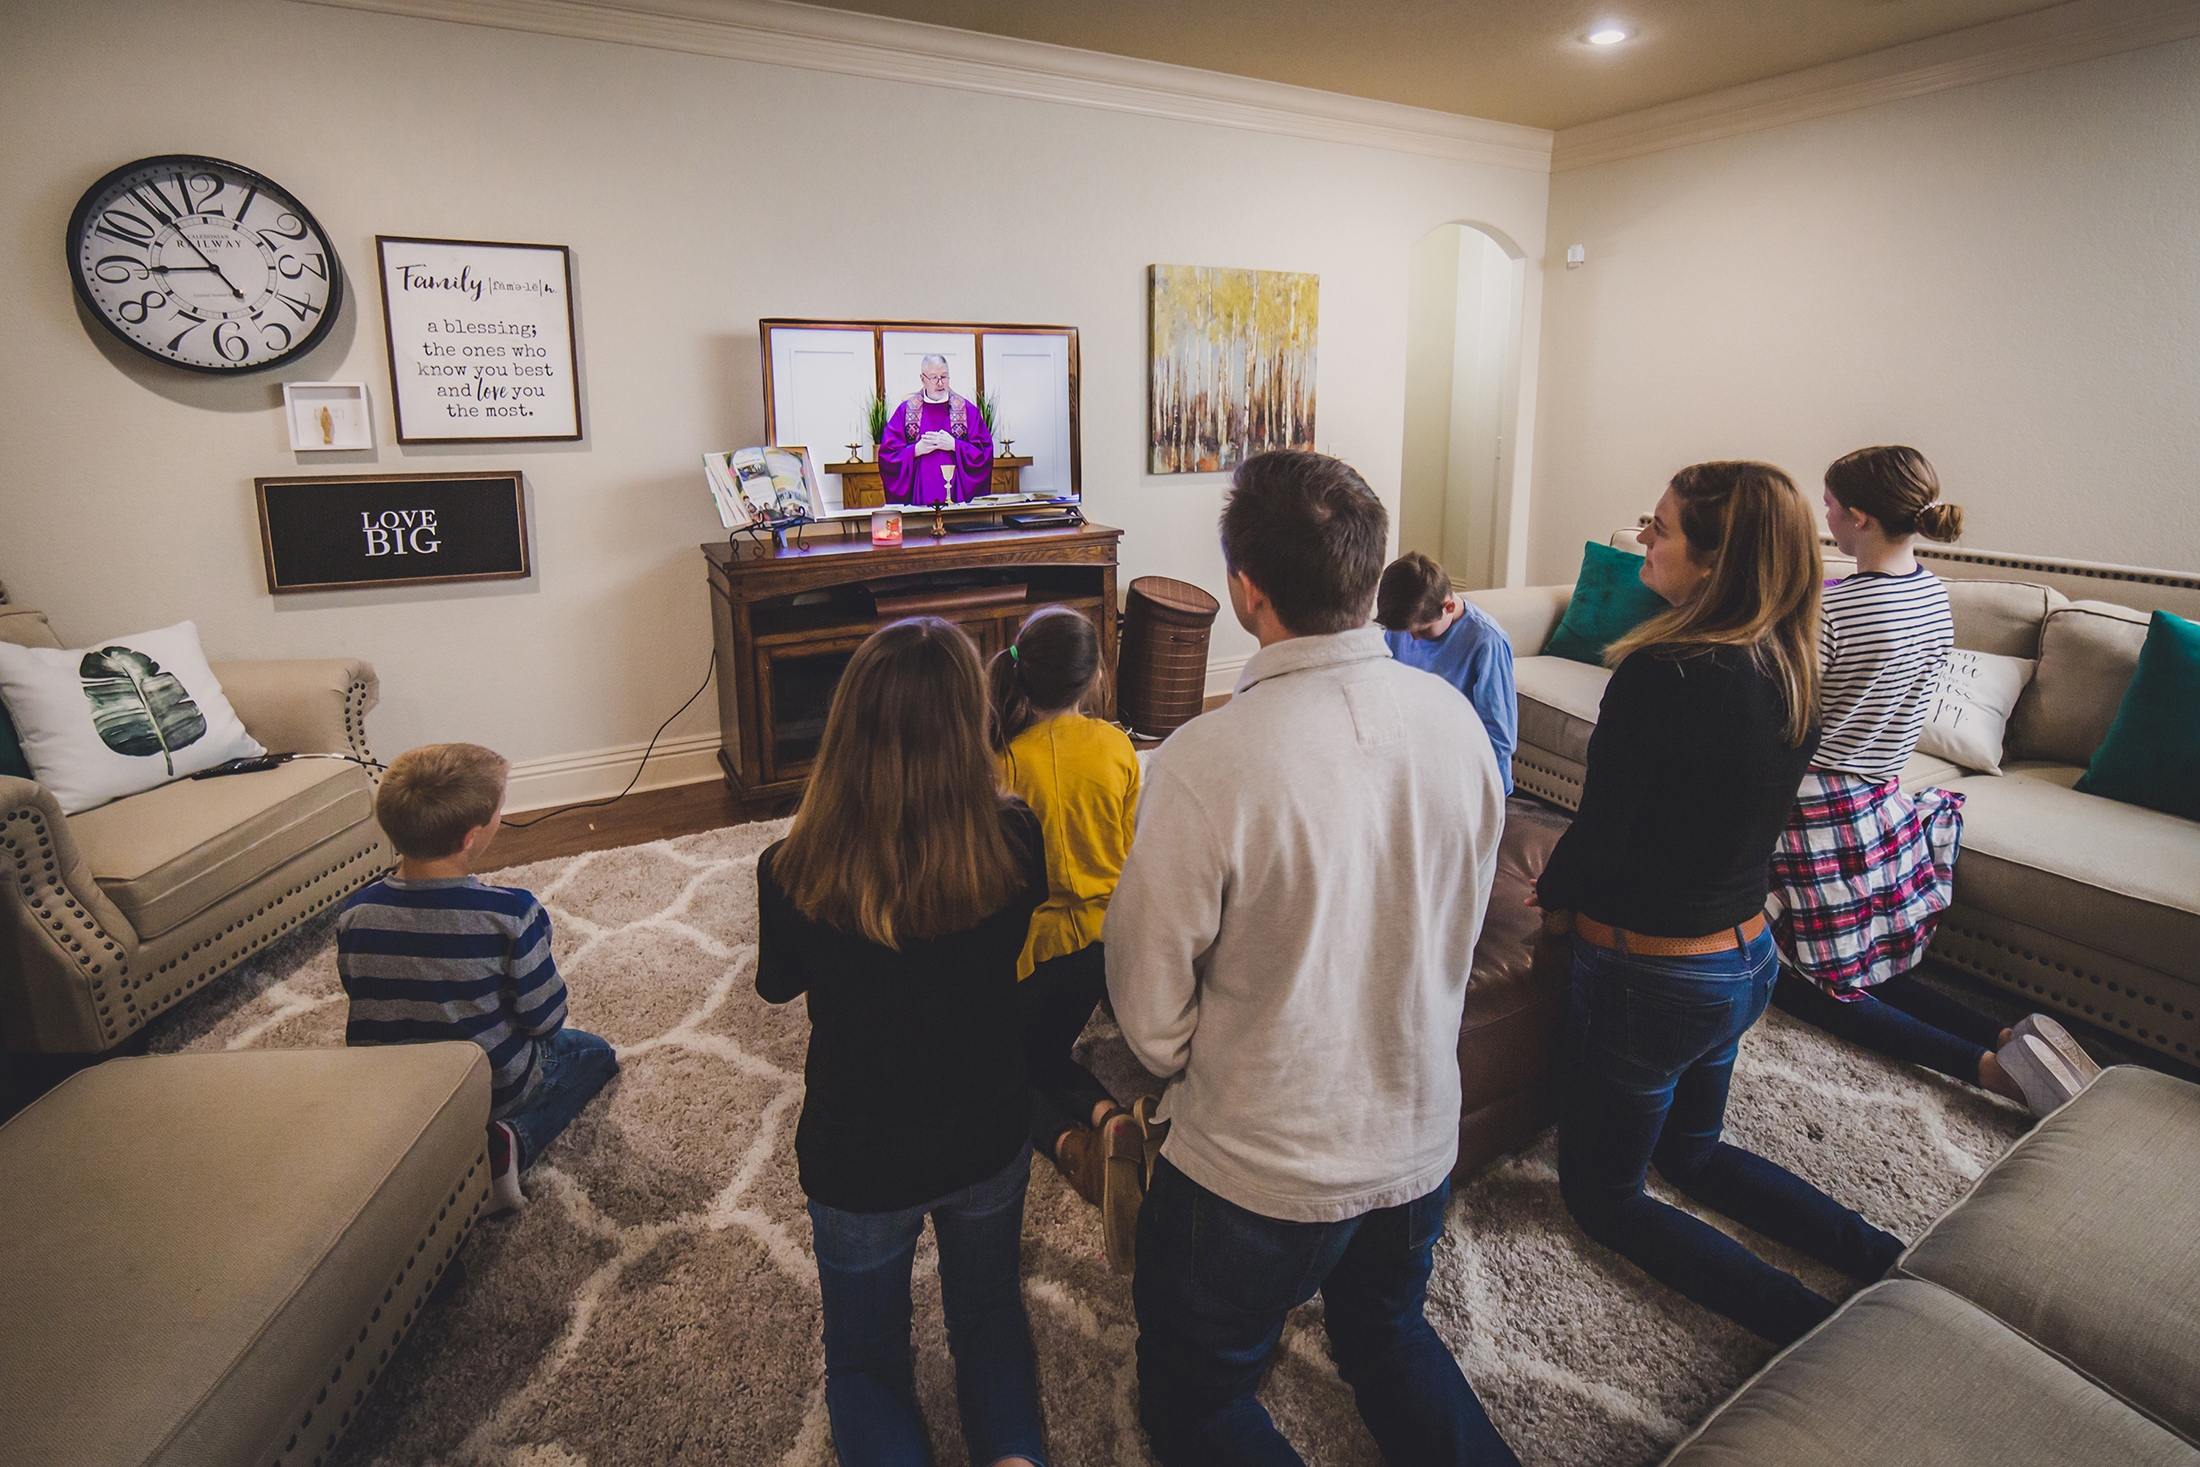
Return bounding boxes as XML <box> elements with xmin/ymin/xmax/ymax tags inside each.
<box><xmin>878</xmin><ymin>392</ymin><xmax>994</xmax><ymax>505</ymax></box>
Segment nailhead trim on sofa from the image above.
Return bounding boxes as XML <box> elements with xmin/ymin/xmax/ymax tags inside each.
<box><xmin>256</xmin><ymin>1153</ymin><xmax>491</xmax><ymax>1467</ymax></box>
<box><xmin>1933</xmin><ymin>914</ymin><xmax>2199</xmax><ymax>1061</ymax></box>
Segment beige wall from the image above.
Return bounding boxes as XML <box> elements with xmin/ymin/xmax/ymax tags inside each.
<box><xmin>2</xmin><ymin>0</ymin><xmax>1548</xmax><ymax>789</ymax></box>
<box><xmin>1531</xmin><ymin>38</ymin><xmax>2200</xmax><ymax>584</ymax></box>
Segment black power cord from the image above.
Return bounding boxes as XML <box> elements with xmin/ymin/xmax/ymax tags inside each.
<box><xmin>504</xmin><ymin>658</ymin><xmax>717</xmax><ymax>830</ymax></box>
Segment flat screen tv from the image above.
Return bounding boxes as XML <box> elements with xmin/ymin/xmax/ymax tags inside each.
<box><xmin>760</xmin><ymin>318</ymin><xmax>1080</xmax><ymax>517</ymax></box>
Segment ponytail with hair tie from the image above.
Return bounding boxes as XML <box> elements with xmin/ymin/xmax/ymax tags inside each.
<box><xmin>986</xmin><ymin>607</ymin><xmax>1103</xmax><ymax>753</ymax></box>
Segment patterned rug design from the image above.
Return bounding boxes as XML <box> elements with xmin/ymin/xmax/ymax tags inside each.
<box><xmin>154</xmin><ymin>821</ymin><xmax>2032</xmax><ymax>1466</ymax></box>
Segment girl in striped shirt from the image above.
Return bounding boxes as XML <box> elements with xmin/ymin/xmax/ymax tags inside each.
<box><xmin>1767</xmin><ymin>447</ymin><xmax>2098</xmax><ymax>1115</ymax></box>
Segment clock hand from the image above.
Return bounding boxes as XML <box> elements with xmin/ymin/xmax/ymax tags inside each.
<box><xmin>149</xmin><ymin>264</ymin><xmax>224</xmax><ymax>274</ymax></box>
<box><xmin>171</xmin><ymin>228</ymin><xmax>245</xmax><ymax>299</ymax></box>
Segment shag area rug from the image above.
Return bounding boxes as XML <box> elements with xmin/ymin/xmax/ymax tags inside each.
<box><xmin>153</xmin><ymin>820</ymin><xmax>2032</xmax><ymax>1467</ymax></box>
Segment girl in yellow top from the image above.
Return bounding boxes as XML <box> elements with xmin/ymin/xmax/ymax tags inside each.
<box><xmin>988</xmin><ymin>607</ymin><xmax>1142</xmax><ymax>1254</ymax></box>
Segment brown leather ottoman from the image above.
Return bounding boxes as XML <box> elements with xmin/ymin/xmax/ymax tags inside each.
<box><xmin>1455</xmin><ymin>799</ymin><xmax>1572</xmax><ymax>1179</ymax></box>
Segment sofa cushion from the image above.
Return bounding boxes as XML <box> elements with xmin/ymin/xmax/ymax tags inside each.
<box><xmin>1898</xmin><ymin>1067</ymin><xmax>2200</xmax><ymax>1443</ymax></box>
<box><xmin>1543</xmin><ymin>541</ymin><xmax>1668</xmax><ymax>665</ymax></box>
<box><xmin>2076</xmin><ymin>609</ymin><xmax>2200</xmax><ymax>822</ymax></box>
<box><xmin>0</xmin><ymin>620</ymin><xmax>266</xmax><ymax>814</ymax></box>
<box><xmin>0</xmin><ymin>605</ymin><xmax>61</xmax><ymax>650</ymax></box>
<box><xmin>1456</xmin><ymin>802</ymin><xmax>1569</xmax><ymax>1178</ymax></box>
<box><xmin>1898</xmin><ymin>750</ymin><xmax>1968</xmax><ymax>791</ymax></box>
<box><xmin>1514</xmin><ymin>655</ymin><xmax>1610</xmax><ymax>767</ymax></box>
<box><xmin>1943</xmin><ymin>578</ymin><xmax>2065</xmax><ymax>659</ymax></box>
<box><xmin>0</xmin><ymin>1045</ymin><xmax>489</xmax><ymax>1467</ymax></box>
<box><xmin>1664</xmin><ymin>1279</ymin><xmax>2200</xmax><ymax>1467</ymax></box>
<box><xmin>1940</xmin><ymin>762</ymin><xmax>2200</xmax><ymax>983</ymax></box>
<box><xmin>2006</xmin><ymin>600</ymin><xmax>2149</xmax><ymax>767</ymax></box>
<box><xmin>65</xmin><ymin>759</ymin><xmax>374</xmax><ymax>938</ymax></box>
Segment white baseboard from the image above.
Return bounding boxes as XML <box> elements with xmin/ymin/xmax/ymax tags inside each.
<box><xmin>503</xmin><ymin>731</ymin><xmax>724</xmax><ymax>813</ymax></box>
<box><xmin>1205</xmin><ymin>653</ymin><xmax>1250</xmax><ymax>699</ymax></box>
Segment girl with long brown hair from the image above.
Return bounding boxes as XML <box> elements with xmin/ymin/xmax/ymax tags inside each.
<box><xmin>1537</xmin><ymin>461</ymin><xmax>1908</xmax><ymax>1349</ymax></box>
<box><xmin>1766</xmin><ymin>446</ymin><xmax>2099</xmax><ymax>1114</ymax></box>
<box><xmin>756</xmin><ymin>616</ymin><xmax>1047</xmax><ymax>1467</ymax></box>
<box><xmin>986</xmin><ymin>606</ymin><xmax>1143</xmax><ymax>1271</ymax></box>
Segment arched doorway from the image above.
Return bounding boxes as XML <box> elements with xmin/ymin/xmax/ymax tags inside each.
<box><xmin>1398</xmin><ymin>223</ymin><xmax>1527</xmax><ymax>590</ymax></box>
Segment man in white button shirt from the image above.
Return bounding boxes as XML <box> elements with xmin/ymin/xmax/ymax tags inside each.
<box><xmin>1107</xmin><ymin>450</ymin><xmax>1515</xmax><ymax>1466</ymax></box>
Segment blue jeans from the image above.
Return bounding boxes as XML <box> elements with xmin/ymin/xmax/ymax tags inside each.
<box><xmin>1132</xmin><ymin>1157</ymin><xmax>1518</xmax><ymax>1467</ymax></box>
<box><xmin>808</xmin><ymin>1144</ymin><xmax>1045</xmax><ymax>1467</ymax></box>
<box><xmin>503</xmin><ymin>1028</ymin><xmax>618</xmax><ymax>1169</ymax></box>
<box><xmin>1558</xmin><ymin>930</ymin><xmax>1905</xmax><ymax>1347</ymax></box>
<box><xmin>1772</xmin><ymin>969</ymin><xmax>2003</xmax><ymax>1085</ymax></box>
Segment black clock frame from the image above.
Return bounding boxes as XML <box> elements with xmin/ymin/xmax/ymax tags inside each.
<box><xmin>65</xmin><ymin>153</ymin><xmax>345</xmax><ymax>375</ymax></box>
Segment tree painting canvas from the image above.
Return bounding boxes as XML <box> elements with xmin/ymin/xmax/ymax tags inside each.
<box><xmin>1149</xmin><ymin>265</ymin><xmax>1317</xmax><ymax>475</ymax></box>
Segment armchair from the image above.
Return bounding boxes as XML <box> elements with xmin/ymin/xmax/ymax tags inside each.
<box><xmin>0</xmin><ymin>597</ymin><xmax>393</xmax><ymax>1053</ymax></box>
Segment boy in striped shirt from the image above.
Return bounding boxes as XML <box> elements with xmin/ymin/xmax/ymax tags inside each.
<box><xmin>337</xmin><ymin>743</ymin><xmax>617</xmax><ymax>1213</ymax></box>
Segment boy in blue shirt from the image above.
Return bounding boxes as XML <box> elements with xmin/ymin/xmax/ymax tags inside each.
<box><xmin>336</xmin><ymin>743</ymin><xmax>617</xmax><ymax>1214</ymax></box>
<box><xmin>1377</xmin><ymin>551</ymin><xmax>1517</xmax><ymax>795</ymax></box>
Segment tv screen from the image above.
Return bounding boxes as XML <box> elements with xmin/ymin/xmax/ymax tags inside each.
<box><xmin>760</xmin><ymin>318</ymin><xmax>1080</xmax><ymax>516</ymax></box>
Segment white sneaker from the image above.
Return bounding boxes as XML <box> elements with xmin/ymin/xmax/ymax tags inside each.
<box><xmin>1997</xmin><ymin>1034</ymin><xmax>2086</xmax><ymax>1118</ymax></box>
<box><xmin>2012</xmin><ymin>1014</ymin><xmax>2103</xmax><ymax>1086</ymax></box>
<box><xmin>487</xmin><ymin>1120</ymin><xmax>526</xmax><ymax>1215</ymax></box>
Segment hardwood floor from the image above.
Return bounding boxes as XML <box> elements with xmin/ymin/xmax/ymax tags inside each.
<box><xmin>488</xmin><ymin>782</ymin><xmax>779</xmax><ymax>866</ymax></box>
<box><xmin>487</xmin><ymin>695</ymin><xmax>1233</xmax><ymax>866</ymax></box>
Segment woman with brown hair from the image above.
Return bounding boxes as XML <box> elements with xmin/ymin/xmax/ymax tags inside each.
<box><xmin>1538</xmin><ymin>461</ymin><xmax>1907</xmax><ymax>1349</ymax></box>
<box><xmin>757</xmin><ymin>616</ymin><xmax>1049</xmax><ymax>1467</ymax></box>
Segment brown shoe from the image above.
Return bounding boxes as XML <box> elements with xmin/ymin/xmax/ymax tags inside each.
<box><xmin>1053</xmin><ymin>1123</ymin><xmax>1107</xmax><ymax>1208</ymax></box>
<box><xmin>1099</xmin><ymin>1109</ymin><xmax>1148</xmax><ymax>1275</ymax></box>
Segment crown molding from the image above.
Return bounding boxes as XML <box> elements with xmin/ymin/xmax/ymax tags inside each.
<box><xmin>296</xmin><ymin>0</ymin><xmax>1553</xmax><ymax>171</ymax></box>
<box><xmin>1553</xmin><ymin>0</ymin><xmax>2200</xmax><ymax>172</ymax></box>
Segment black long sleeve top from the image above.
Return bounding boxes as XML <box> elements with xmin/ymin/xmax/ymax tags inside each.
<box><xmin>1536</xmin><ymin>644</ymin><xmax>1818</xmax><ymax>938</ymax></box>
<box><xmin>756</xmin><ymin>802</ymin><xmax>1047</xmax><ymax>1213</ymax></box>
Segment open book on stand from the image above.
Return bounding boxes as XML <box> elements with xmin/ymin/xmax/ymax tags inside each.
<box><xmin>704</xmin><ymin>446</ymin><xmax>825</xmax><ymax>529</ymax></box>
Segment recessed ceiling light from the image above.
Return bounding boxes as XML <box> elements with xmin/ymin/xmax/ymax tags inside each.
<box><xmin>1588</xmin><ymin>27</ymin><xmax>1629</xmax><ymax>45</ymax></box>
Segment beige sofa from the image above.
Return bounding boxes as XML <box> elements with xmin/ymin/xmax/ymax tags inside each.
<box><xmin>1466</xmin><ymin>540</ymin><xmax>2200</xmax><ymax>1069</ymax></box>
<box><xmin>0</xmin><ymin>1044</ymin><xmax>491</xmax><ymax>1467</ymax></box>
<box><xmin>0</xmin><ymin>588</ymin><xmax>393</xmax><ymax>1053</ymax></box>
<box><xmin>1664</xmin><ymin>1065</ymin><xmax>2200</xmax><ymax>1465</ymax></box>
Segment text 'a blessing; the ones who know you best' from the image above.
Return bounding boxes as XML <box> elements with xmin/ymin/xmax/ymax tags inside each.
<box><xmin>415</xmin><ymin>318</ymin><xmax>555</xmax><ymax>420</ymax></box>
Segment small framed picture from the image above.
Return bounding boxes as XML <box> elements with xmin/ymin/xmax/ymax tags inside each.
<box><xmin>283</xmin><ymin>382</ymin><xmax>374</xmax><ymax>451</ymax></box>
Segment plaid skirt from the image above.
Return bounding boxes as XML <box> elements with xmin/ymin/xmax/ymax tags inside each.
<box><xmin>1766</xmin><ymin>769</ymin><xmax>1964</xmax><ymax>998</ymax></box>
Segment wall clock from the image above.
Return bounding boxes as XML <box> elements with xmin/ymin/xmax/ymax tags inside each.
<box><xmin>66</xmin><ymin>155</ymin><xmax>343</xmax><ymax>374</ymax></box>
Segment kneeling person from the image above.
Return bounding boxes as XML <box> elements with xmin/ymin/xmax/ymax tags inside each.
<box><xmin>1376</xmin><ymin>551</ymin><xmax>1516</xmax><ymax>796</ymax></box>
<box><xmin>1109</xmin><ymin>452</ymin><xmax>1517</xmax><ymax>1467</ymax></box>
<box><xmin>337</xmin><ymin>743</ymin><xmax>617</xmax><ymax>1215</ymax></box>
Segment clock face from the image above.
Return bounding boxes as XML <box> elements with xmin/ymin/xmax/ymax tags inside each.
<box><xmin>66</xmin><ymin>155</ymin><xmax>343</xmax><ymax>374</ymax></box>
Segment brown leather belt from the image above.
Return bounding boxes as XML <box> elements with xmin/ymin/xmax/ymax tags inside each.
<box><xmin>1550</xmin><ymin>910</ymin><xmax>1768</xmax><ymax>957</ymax></box>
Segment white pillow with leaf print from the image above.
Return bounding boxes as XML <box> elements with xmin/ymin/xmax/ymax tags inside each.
<box><xmin>1916</xmin><ymin>647</ymin><xmax>2037</xmax><ymax>776</ymax></box>
<box><xmin>0</xmin><ymin>621</ymin><xmax>263</xmax><ymax>814</ymax></box>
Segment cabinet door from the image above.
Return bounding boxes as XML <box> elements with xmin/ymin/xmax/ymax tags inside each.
<box><xmin>954</xmin><ymin>616</ymin><xmax>1003</xmax><ymax>661</ymax></box>
<box><xmin>757</xmin><ymin>634</ymin><xmax>870</xmax><ymax>784</ymax></box>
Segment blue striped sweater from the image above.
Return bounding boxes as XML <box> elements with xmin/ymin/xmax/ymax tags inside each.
<box><xmin>335</xmin><ymin>875</ymin><xmax>567</xmax><ymax>1117</ymax></box>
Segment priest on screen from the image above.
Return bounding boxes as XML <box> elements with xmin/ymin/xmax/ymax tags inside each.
<box><xmin>878</xmin><ymin>355</ymin><xmax>994</xmax><ymax>505</ymax></box>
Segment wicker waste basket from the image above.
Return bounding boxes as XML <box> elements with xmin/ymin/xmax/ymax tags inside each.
<box><xmin>1118</xmin><ymin>575</ymin><xmax>1222</xmax><ymax>738</ymax></box>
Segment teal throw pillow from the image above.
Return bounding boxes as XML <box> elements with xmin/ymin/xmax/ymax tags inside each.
<box><xmin>0</xmin><ymin>694</ymin><xmax>28</xmax><ymax>780</ymax></box>
<box><xmin>2074</xmin><ymin>609</ymin><xmax>2200</xmax><ymax>821</ymax></box>
<box><xmin>1542</xmin><ymin>540</ymin><xmax>1670</xmax><ymax>665</ymax></box>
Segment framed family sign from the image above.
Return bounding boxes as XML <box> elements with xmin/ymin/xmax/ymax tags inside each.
<box><xmin>255</xmin><ymin>470</ymin><xmax>530</xmax><ymax>594</ymax></box>
<box><xmin>376</xmin><ymin>236</ymin><xmax>581</xmax><ymax>444</ymax></box>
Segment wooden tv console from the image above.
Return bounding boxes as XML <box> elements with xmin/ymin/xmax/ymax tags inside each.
<box><xmin>702</xmin><ymin>521</ymin><xmax>1121</xmax><ymax>813</ymax></box>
